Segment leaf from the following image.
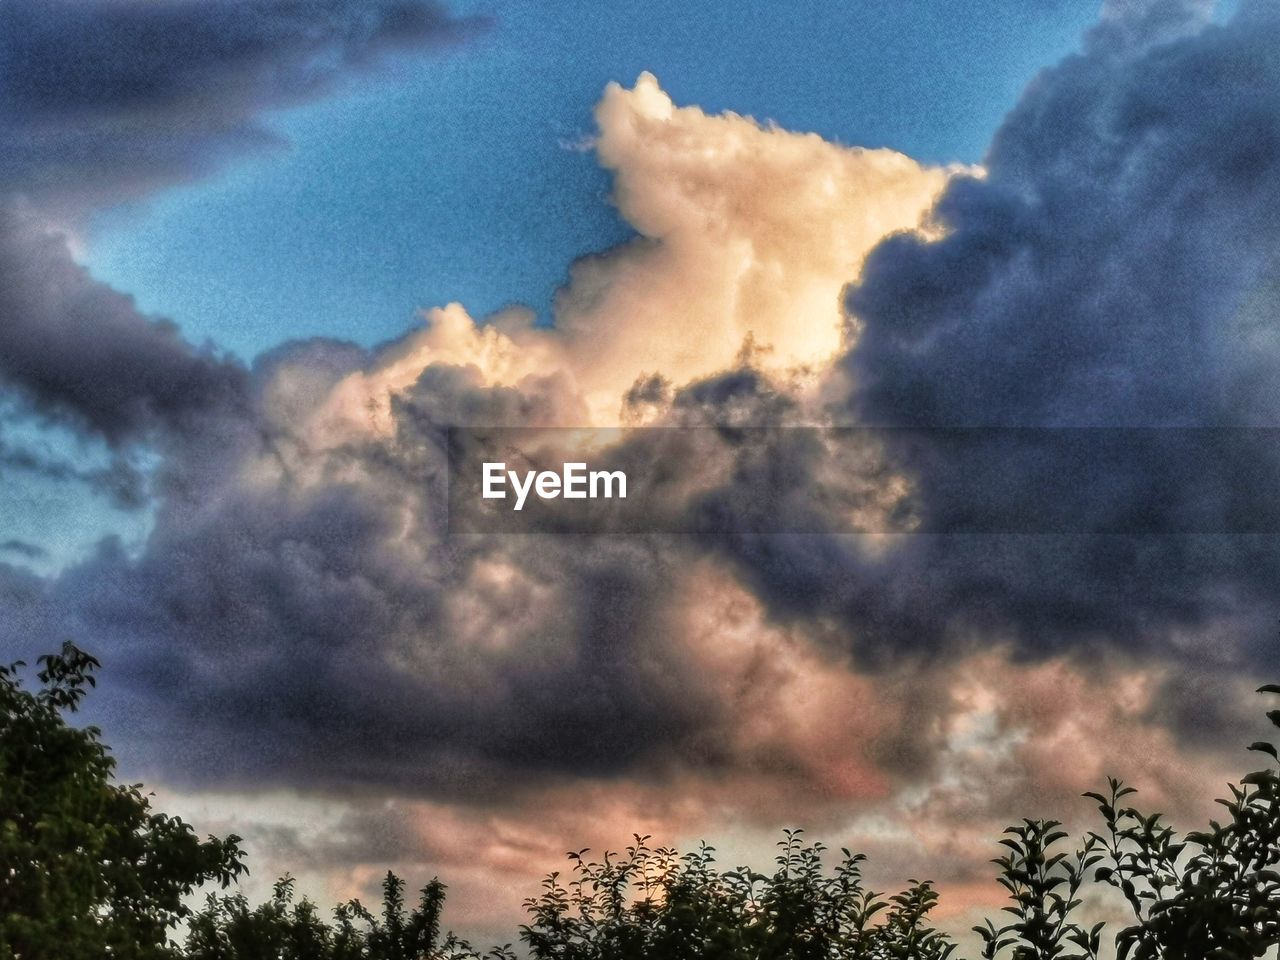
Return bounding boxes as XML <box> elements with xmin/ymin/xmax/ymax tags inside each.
<box><xmin>1248</xmin><ymin>741</ymin><xmax>1279</xmax><ymax>762</ymax></box>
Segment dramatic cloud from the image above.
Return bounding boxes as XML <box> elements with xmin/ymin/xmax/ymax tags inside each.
<box><xmin>0</xmin><ymin>0</ymin><xmax>481</xmax><ymax>440</ymax></box>
<box><xmin>0</xmin><ymin>0</ymin><xmax>486</xmax><ymax>216</ymax></box>
<box><xmin>52</xmin><ymin>79</ymin><xmax>955</xmax><ymax>805</ymax></box>
<box><xmin>0</xmin><ymin>210</ymin><xmax>248</xmax><ymax>443</ymax></box>
<box><xmin>308</xmin><ymin>73</ymin><xmax>954</xmax><ymax>434</ymax></box>
<box><xmin>562</xmin><ymin>73</ymin><xmax>955</xmax><ymax>420</ymax></box>
<box><xmin>849</xmin><ymin>0</ymin><xmax>1280</xmax><ymax>429</ymax></box>
<box><xmin>699</xmin><ymin>0</ymin><xmax>1280</xmax><ymax>668</ymax></box>
<box><xmin>4</xmin><ymin>0</ymin><xmax>1279</xmax><ymax>945</ymax></box>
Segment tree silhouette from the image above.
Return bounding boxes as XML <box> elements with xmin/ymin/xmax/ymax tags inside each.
<box><xmin>1081</xmin><ymin>688</ymin><xmax>1280</xmax><ymax>959</ymax></box>
<box><xmin>518</xmin><ymin>831</ymin><xmax>955</xmax><ymax>959</ymax></box>
<box><xmin>185</xmin><ymin>872</ymin><xmax>514</xmax><ymax>960</ymax></box>
<box><xmin>0</xmin><ymin>643</ymin><xmax>244</xmax><ymax>959</ymax></box>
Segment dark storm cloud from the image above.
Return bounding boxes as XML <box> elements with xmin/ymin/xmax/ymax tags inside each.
<box><xmin>849</xmin><ymin>3</ymin><xmax>1280</xmax><ymax>429</ymax></box>
<box><xmin>70</xmin><ymin>485</ymin><xmax>711</xmax><ymax>797</ymax></box>
<box><xmin>0</xmin><ymin>0</ymin><xmax>482</xmax><ymax>441</ymax></box>
<box><xmin>0</xmin><ymin>0</ymin><xmax>788</xmax><ymax>806</ymax></box>
<box><xmin>32</xmin><ymin>338</ymin><xmax>718</xmax><ymax>798</ymax></box>
<box><xmin>0</xmin><ymin>0</ymin><xmax>487</xmax><ymax>214</ymax></box>
<box><xmin>0</xmin><ymin>210</ymin><xmax>249</xmax><ymax>444</ymax></box>
<box><xmin>689</xmin><ymin>0</ymin><xmax>1280</xmax><ymax>668</ymax></box>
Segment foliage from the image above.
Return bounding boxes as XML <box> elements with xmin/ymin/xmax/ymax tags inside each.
<box><xmin>519</xmin><ymin>830</ymin><xmax>955</xmax><ymax>959</ymax></box>
<box><xmin>974</xmin><ymin>820</ymin><xmax>1102</xmax><ymax>960</ymax></box>
<box><xmin>185</xmin><ymin>873</ymin><xmax>516</xmax><ymax>960</ymax></box>
<box><xmin>0</xmin><ymin>643</ymin><xmax>245</xmax><ymax>960</ymax></box>
<box><xmin>1080</xmin><ymin>687</ymin><xmax>1280</xmax><ymax>959</ymax></box>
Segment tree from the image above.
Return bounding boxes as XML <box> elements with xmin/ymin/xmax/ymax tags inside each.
<box><xmin>1081</xmin><ymin>685</ymin><xmax>1280</xmax><ymax>960</ymax></box>
<box><xmin>519</xmin><ymin>831</ymin><xmax>955</xmax><ymax>959</ymax></box>
<box><xmin>0</xmin><ymin>643</ymin><xmax>245</xmax><ymax>960</ymax></box>
<box><xmin>185</xmin><ymin>872</ymin><xmax>516</xmax><ymax>960</ymax></box>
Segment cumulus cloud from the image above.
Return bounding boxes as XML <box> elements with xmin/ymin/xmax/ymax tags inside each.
<box><xmin>51</xmin><ymin>79</ymin><xmax>956</xmax><ymax>807</ymax></box>
<box><xmin>559</xmin><ymin>73</ymin><xmax>955</xmax><ymax>420</ymax></box>
<box><xmin>305</xmin><ymin>74</ymin><xmax>953</xmax><ymax>436</ymax></box>
<box><xmin>849</xmin><ymin>1</ymin><xmax>1280</xmax><ymax>430</ymax></box>
<box><xmin>27</xmin><ymin>13</ymin><xmax>1272</xmax><ymax>814</ymax></box>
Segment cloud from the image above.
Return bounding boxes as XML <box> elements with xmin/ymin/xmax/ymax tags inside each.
<box><xmin>0</xmin><ymin>210</ymin><xmax>249</xmax><ymax>444</ymax></box>
<box><xmin>142</xmin><ymin>645</ymin><xmax>1252</xmax><ymax>947</ymax></box>
<box><xmin>693</xmin><ymin>0</ymin><xmax>1280</xmax><ymax>667</ymax></box>
<box><xmin>308</xmin><ymin>74</ymin><xmax>953</xmax><ymax>433</ymax></box>
<box><xmin>19</xmin><ymin>77</ymin><xmax>958</xmax><ymax>811</ymax></box>
<box><xmin>31</xmin><ymin>17</ymin><xmax>1274</xmax><ymax>817</ymax></box>
<box><xmin>0</xmin><ymin>0</ymin><xmax>482</xmax><ymax>442</ymax></box>
<box><xmin>565</xmin><ymin>72</ymin><xmax>955</xmax><ymax>420</ymax></box>
<box><xmin>849</xmin><ymin>2</ymin><xmax>1280</xmax><ymax>430</ymax></box>
<box><xmin>0</xmin><ymin>540</ymin><xmax>47</xmax><ymax>562</ymax></box>
<box><xmin>0</xmin><ymin>427</ymin><xmax>148</xmax><ymax>509</ymax></box>
<box><xmin>0</xmin><ymin>0</ymin><xmax>486</xmax><ymax>218</ymax></box>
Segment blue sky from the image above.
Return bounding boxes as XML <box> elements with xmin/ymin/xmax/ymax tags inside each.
<box><xmin>82</xmin><ymin>0</ymin><xmax>1104</xmax><ymax>362</ymax></box>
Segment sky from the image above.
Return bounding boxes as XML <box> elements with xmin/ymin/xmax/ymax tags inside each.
<box><xmin>1</xmin><ymin>0</ymin><xmax>1278</xmax><ymax>950</ymax></box>
<box><xmin>81</xmin><ymin>0</ymin><xmax>1105</xmax><ymax>360</ymax></box>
